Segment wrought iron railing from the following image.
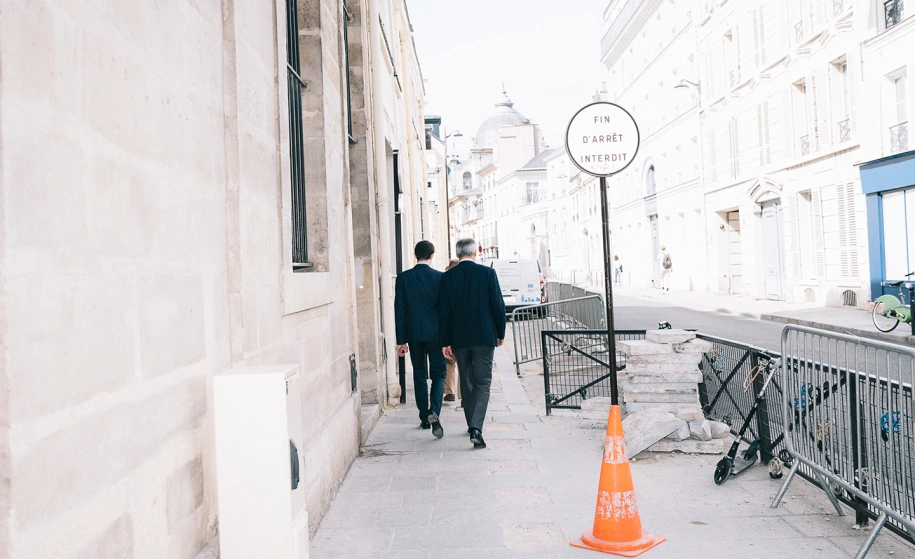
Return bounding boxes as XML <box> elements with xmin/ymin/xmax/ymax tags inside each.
<box><xmin>800</xmin><ymin>135</ymin><xmax>810</xmax><ymax>156</ymax></box>
<box><xmin>838</xmin><ymin>119</ymin><xmax>850</xmax><ymax>142</ymax></box>
<box><xmin>885</xmin><ymin>0</ymin><xmax>904</xmax><ymax>29</ymax></box>
<box><xmin>890</xmin><ymin>122</ymin><xmax>908</xmax><ymax>153</ymax></box>
<box><xmin>795</xmin><ymin>22</ymin><xmax>805</xmax><ymax>43</ymax></box>
<box><xmin>834</xmin><ymin>0</ymin><xmax>845</xmax><ymax>15</ymax></box>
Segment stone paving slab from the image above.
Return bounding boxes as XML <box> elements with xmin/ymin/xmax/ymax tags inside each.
<box><xmin>311</xmin><ymin>345</ymin><xmax>915</xmax><ymax>559</ymax></box>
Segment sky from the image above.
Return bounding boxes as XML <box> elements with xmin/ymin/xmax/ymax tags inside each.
<box><xmin>408</xmin><ymin>0</ymin><xmax>610</xmax><ymax>155</ymax></box>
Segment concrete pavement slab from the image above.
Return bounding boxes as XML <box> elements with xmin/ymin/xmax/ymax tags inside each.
<box><xmin>311</xmin><ymin>345</ymin><xmax>915</xmax><ymax>559</ymax></box>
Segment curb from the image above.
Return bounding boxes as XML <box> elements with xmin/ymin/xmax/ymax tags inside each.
<box><xmin>760</xmin><ymin>313</ymin><xmax>915</xmax><ymax>347</ymax></box>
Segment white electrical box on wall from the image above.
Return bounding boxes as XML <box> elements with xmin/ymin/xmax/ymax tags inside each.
<box><xmin>214</xmin><ymin>365</ymin><xmax>308</xmax><ymax>559</ymax></box>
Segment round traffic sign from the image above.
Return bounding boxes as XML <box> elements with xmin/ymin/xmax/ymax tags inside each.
<box><xmin>565</xmin><ymin>102</ymin><xmax>640</xmax><ymax>177</ymax></box>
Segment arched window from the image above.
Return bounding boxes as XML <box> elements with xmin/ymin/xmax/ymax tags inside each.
<box><xmin>463</xmin><ymin>172</ymin><xmax>472</xmax><ymax>190</ymax></box>
<box><xmin>645</xmin><ymin>165</ymin><xmax>656</xmax><ymax>196</ymax></box>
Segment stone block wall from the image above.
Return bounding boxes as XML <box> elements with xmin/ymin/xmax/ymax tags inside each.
<box><xmin>0</xmin><ymin>0</ymin><xmax>426</xmax><ymax>556</ymax></box>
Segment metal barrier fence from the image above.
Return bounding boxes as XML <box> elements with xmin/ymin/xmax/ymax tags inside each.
<box><xmin>540</xmin><ymin>329</ymin><xmax>647</xmax><ymax>414</ymax></box>
<box><xmin>771</xmin><ymin>325</ymin><xmax>915</xmax><ymax>556</ymax></box>
<box><xmin>509</xmin><ymin>296</ymin><xmax>605</xmax><ymax>376</ymax></box>
<box><xmin>697</xmin><ymin>335</ymin><xmax>786</xmax><ymax>464</ymax></box>
<box><xmin>544</xmin><ymin>282</ymin><xmax>598</xmax><ymax>304</ymax></box>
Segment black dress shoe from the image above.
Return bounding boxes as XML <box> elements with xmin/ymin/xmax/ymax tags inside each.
<box><xmin>444</xmin><ymin>394</ymin><xmax>456</xmax><ymax>402</ymax></box>
<box><xmin>469</xmin><ymin>428</ymin><xmax>486</xmax><ymax>449</ymax></box>
<box><xmin>428</xmin><ymin>413</ymin><xmax>443</xmax><ymax>439</ymax></box>
<box><xmin>420</xmin><ymin>421</ymin><xmax>431</xmax><ymax>429</ymax></box>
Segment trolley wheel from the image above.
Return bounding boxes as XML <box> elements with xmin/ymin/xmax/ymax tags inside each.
<box><xmin>768</xmin><ymin>457</ymin><xmax>784</xmax><ymax>479</ymax></box>
<box><xmin>872</xmin><ymin>304</ymin><xmax>900</xmax><ymax>333</ymax></box>
<box><xmin>714</xmin><ymin>457</ymin><xmax>733</xmax><ymax>485</ymax></box>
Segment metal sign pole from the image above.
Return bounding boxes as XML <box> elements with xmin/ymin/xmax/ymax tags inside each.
<box><xmin>564</xmin><ymin>101</ymin><xmax>639</xmax><ymax>408</ymax></box>
<box><xmin>598</xmin><ymin>175</ymin><xmax>619</xmax><ymax>405</ymax></box>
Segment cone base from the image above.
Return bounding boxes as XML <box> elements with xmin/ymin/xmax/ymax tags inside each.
<box><xmin>571</xmin><ymin>529</ymin><xmax>665</xmax><ymax>557</ymax></box>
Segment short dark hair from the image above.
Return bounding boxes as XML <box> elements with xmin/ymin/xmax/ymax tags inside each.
<box><xmin>414</xmin><ymin>240</ymin><xmax>435</xmax><ymax>260</ymax></box>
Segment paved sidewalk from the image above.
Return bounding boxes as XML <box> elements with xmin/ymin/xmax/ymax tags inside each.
<box><xmin>310</xmin><ymin>346</ymin><xmax>915</xmax><ymax>558</ymax></box>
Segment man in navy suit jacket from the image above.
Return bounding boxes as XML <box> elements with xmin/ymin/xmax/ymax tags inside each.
<box><xmin>394</xmin><ymin>241</ymin><xmax>446</xmax><ymax>438</ymax></box>
<box><xmin>439</xmin><ymin>238</ymin><xmax>506</xmax><ymax>449</ymax></box>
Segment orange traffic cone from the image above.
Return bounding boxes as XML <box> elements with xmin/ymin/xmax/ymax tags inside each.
<box><xmin>571</xmin><ymin>405</ymin><xmax>665</xmax><ymax>557</ymax></box>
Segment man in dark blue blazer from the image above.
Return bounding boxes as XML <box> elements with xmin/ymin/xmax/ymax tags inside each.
<box><xmin>394</xmin><ymin>241</ymin><xmax>446</xmax><ymax>438</ymax></box>
<box><xmin>439</xmin><ymin>238</ymin><xmax>506</xmax><ymax>449</ymax></box>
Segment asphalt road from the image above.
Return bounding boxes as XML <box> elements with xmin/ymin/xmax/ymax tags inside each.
<box><xmin>612</xmin><ymin>294</ymin><xmax>785</xmax><ymax>350</ymax></box>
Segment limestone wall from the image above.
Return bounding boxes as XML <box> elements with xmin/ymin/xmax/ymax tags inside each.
<box><xmin>0</xmin><ymin>0</ymin><xmax>425</xmax><ymax>555</ymax></box>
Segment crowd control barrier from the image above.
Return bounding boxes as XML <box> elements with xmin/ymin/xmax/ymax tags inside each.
<box><xmin>509</xmin><ymin>296</ymin><xmax>605</xmax><ymax>376</ymax></box>
<box><xmin>771</xmin><ymin>325</ymin><xmax>915</xmax><ymax>558</ymax></box>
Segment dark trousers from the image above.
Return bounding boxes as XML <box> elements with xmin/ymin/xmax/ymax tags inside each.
<box><xmin>453</xmin><ymin>345</ymin><xmax>495</xmax><ymax>431</ymax></box>
<box><xmin>408</xmin><ymin>341</ymin><xmax>446</xmax><ymax>422</ymax></box>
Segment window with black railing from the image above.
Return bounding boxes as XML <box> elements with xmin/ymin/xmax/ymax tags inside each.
<box><xmin>891</xmin><ymin>122</ymin><xmax>909</xmax><ymax>153</ymax></box>
<box><xmin>885</xmin><ymin>0</ymin><xmax>904</xmax><ymax>29</ymax></box>
<box><xmin>286</xmin><ymin>0</ymin><xmax>311</xmax><ymax>270</ymax></box>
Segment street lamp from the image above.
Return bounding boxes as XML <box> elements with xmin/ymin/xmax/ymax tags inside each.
<box><xmin>442</xmin><ymin>128</ymin><xmax>463</xmax><ymax>258</ymax></box>
<box><xmin>673</xmin><ymin>78</ymin><xmax>700</xmax><ymax>92</ymax></box>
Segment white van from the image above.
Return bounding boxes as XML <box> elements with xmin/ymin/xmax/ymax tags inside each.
<box><xmin>489</xmin><ymin>258</ymin><xmax>545</xmax><ymax>311</ymax></box>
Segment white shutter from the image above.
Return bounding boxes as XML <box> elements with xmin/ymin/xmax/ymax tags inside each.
<box><xmin>738</xmin><ymin>13</ymin><xmax>754</xmax><ymax>75</ymax></box>
<box><xmin>814</xmin><ymin>68</ymin><xmax>831</xmax><ymax>151</ymax></box>
<box><xmin>812</xmin><ymin>187</ymin><xmax>825</xmax><ymax>278</ymax></box>
<box><xmin>707</xmin><ymin>130</ymin><xmax>718</xmax><ymax>184</ymax></box>
<box><xmin>782</xmin><ymin>89</ymin><xmax>793</xmax><ymax>161</ymax></box>
<box><xmin>730</xmin><ymin>117</ymin><xmax>739</xmax><ymax>179</ymax></box>
<box><xmin>769</xmin><ymin>1</ymin><xmax>786</xmax><ymax>64</ymax></box>
<box><xmin>813</xmin><ymin>0</ymin><xmax>826</xmax><ymax>29</ymax></box>
<box><xmin>768</xmin><ymin>95</ymin><xmax>781</xmax><ymax>163</ymax></box>
<box><xmin>805</xmin><ymin>77</ymin><xmax>817</xmax><ymax>154</ymax></box>
<box><xmin>753</xmin><ymin>9</ymin><xmax>761</xmax><ymax>69</ymax></box>
<box><xmin>757</xmin><ymin>7</ymin><xmax>767</xmax><ymax>67</ymax></box>
<box><xmin>847</xmin><ymin>49</ymin><xmax>859</xmax><ymax>137</ymax></box>
<box><xmin>837</xmin><ymin>183</ymin><xmax>859</xmax><ymax>278</ymax></box>
<box><xmin>786</xmin><ymin>194</ymin><xmax>800</xmax><ymax>278</ymax></box>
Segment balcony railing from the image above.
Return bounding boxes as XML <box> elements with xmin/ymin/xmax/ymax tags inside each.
<box><xmin>890</xmin><ymin>122</ymin><xmax>909</xmax><ymax>153</ymax></box>
<box><xmin>795</xmin><ymin>22</ymin><xmax>804</xmax><ymax>43</ymax></box>
<box><xmin>799</xmin><ymin>135</ymin><xmax>810</xmax><ymax>156</ymax></box>
<box><xmin>886</xmin><ymin>0</ymin><xmax>904</xmax><ymax>29</ymax></box>
<box><xmin>525</xmin><ymin>191</ymin><xmax>544</xmax><ymax>205</ymax></box>
<box><xmin>600</xmin><ymin>0</ymin><xmax>639</xmax><ymax>61</ymax></box>
<box><xmin>838</xmin><ymin>119</ymin><xmax>850</xmax><ymax>142</ymax></box>
<box><xmin>834</xmin><ymin>0</ymin><xmax>845</xmax><ymax>15</ymax></box>
<box><xmin>729</xmin><ymin>69</ymin><xmax>737</xmax><ymax>88</ymax></box>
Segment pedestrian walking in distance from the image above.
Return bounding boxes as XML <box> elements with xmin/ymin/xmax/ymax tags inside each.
<box><xmin>657</xmin><ymin>245</ymin><xmax>672</xmax><ymax>292</ymax></box>
<box><xmin>443</xmin><ymin>258</ymin><xmax>462</xmax><ymax>402</ymax></box>
<box><xmin>613</xmin><ymin>255</ymin><xmax>623</xmax><ymax>284</ymax></box>
<box><xmin>394</xmin><ymin>241</ymin><xmax>446</xmax><ymax>438</ymax></box>
<box><xmin>439</xmin><ymin>238</ymin><xmax>506</xmax><ymax>449</ymax></box>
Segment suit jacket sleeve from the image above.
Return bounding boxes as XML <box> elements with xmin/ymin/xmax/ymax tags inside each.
<box><xmin>488</xmin><ymin>268</ymin><xmax>507</xmax><ymax>339</ymax></box>
<box><xmin>438</xmin><ymin>275</ymin><xmax>452</xmax><ymax>347</ymax></box>
<box><xmin>394</xmin><ymin>273</ymin><xmax>407</xmax><ymax>345</ymax></box>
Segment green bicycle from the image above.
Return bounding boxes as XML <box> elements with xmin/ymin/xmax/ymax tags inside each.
<box><xmin>873</xmin><ymin>272</ymin><xmax>914</xmax><ymax>332</ymax></box>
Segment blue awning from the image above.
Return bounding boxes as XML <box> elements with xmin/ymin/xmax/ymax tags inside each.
<box><xmin>857</xmin><ymin>149</ymin><xmax>915</xmax><ymax>195</ymax></box>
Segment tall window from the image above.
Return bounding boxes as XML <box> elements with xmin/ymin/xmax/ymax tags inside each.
<box><xmin>525</xmin><ymin>182</ymin><xmax>541</xmax><ymax>205</ymax></box>
<box><xmin>286</xmin><ymin>0</ymin><xmax>310</xmax><ymax>269</ymax></box>
<box><xmin>645</xmin><ymin>165</ymin><xmax>656</xmax><ymax>196</ymax></box>
<box><xmin>793</xmin><ymin>80</ymin><xmax>809</xmax><ymax>156</ymax></box>
<box><xmin>462</xmin><ymin>172</ymin><xmax>471</xmax><ymax>190</ymax></box>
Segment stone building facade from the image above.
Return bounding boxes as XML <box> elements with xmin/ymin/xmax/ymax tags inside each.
<box><xmin>0</xmin><ymin>0</ymin><xmax>429</xmax><ymax>556</ymax></box>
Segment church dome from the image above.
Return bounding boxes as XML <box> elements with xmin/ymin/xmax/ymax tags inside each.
<box><xmin>474</xmin><ymin>88</ymin><xmax>529</xmax><ymax>148</ymax></box>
